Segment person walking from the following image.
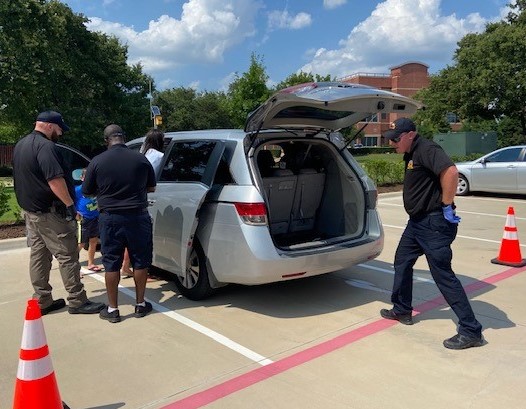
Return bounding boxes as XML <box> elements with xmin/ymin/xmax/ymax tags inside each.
<box><xmin>12</xmin><ymin>110</ymin><xmax>105</xmax><ymax>315</ymax></box>
<box><xmin>379</xmin><ymin>118</ymin><xmax>484</xmax><ymax>350</ymax></box>
<box><xmin>82</xmin><ymin>124</ymin><xmax>156</xmax><ymax>323</ymax></box>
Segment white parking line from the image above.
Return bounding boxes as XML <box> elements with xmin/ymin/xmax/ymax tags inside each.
<box><xmin>382</xmin><ymin>223</ymin><xmax>526</xmax><ymax>248</ymax></box>
<box><xmin>356</xmin><ymin>263</ymin><xmax>435</xmax><ymax>283</ymax></box>
<box><xmin>82</xmin><ymin>268</ymin><xmax>274</xmax><ymax>366</ymax></box>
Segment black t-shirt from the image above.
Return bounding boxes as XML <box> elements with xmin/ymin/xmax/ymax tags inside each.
<box><xmin>82</xmin><ymin>144</ymin><xmax>156</xmax><ymax>212</ymax></box>
<box><xmin>402</xmin><ymin>135</ymin><xmax>454</xmax><ymax>218</ymax></box>
<box><xmin>13</xmin><ymin>131</ymin><xmax>71</xmax><ymax>212</ymax></box>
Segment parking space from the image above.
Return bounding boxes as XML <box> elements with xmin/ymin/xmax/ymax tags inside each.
<box><xmin>1</xmin><ymin>192</ymin><xmax>526</xmax><ymax>409</ymax></box>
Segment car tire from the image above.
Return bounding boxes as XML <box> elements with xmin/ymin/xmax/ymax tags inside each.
<box><xmin>174</xmin><ymin>241</ymin><xmax>215</xmax><ymax>301</ymax></box>
<box><xmin>456</xmin><ymin>174</ymin><xmax>470</xmax><ymax>196</ymax></box>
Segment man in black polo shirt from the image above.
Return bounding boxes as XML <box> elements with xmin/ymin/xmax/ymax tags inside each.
<box><xmin>13</xmin><ymin>111</ymin><xmax>105</xmax><ymax>315</ymax></box>
<box><xmin>379</xmin><ymin>118</ymin><xmax>483</xmax><ymax>350</ymax></box>
<box><xmin>82</xmin><ymin>124</ymin><xmax>156</xmax><ymax>323</ymax></box>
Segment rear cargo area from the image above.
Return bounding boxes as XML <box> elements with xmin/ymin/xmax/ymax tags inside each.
<box><xmin>256</xmin><ymin>139</ymin><xmax>366</xmax><ymax>249</ymax></box>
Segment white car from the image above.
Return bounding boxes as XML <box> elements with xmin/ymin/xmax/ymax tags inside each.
<box><xmin>456</xmin><ymin>145</ymin><xmax>526</xmax><ymax>196</ymax></box>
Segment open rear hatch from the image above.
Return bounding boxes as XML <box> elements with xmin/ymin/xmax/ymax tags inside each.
<box><xmin>248</xmin><ymin>82</ymin><xmax>422</xmax><ymax>250</ymax></box>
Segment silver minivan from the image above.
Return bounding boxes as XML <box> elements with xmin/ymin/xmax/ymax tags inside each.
<box><xmin>127</xmin><ymin>82</ymin><xmax>421</xmax><ymax>299</ymax></box>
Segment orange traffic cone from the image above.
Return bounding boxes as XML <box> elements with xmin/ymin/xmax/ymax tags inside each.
<box><xmin>12</xmin><ymin>299</ymin><xmax>63</xmax><ymax>409</ymax></box>
<box><xmin>491</xmin><ymin>206</ymin><xmax>526</xmax><ymax>267</ymax></box>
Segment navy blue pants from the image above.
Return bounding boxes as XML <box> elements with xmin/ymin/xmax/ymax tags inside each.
<box><xmin>392</xmin><ymin>212</ymin><xmax>482</xmax><ymax>338</ymax></box>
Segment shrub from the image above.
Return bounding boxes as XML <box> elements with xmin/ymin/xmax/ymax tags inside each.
<box><xmin>0</xmin><ymin>182</ymin><xmax>10</xmax><ymax>218</ymax></box>
<box><xmin>360</xmin><ymin>159</ymin><xmax>405</xmax><ymax>185</ymax></box>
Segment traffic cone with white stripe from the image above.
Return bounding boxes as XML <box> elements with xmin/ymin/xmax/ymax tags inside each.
<box><xmin>12</xmin><ymin>299</ymin><xmax>63</xmax><ymax>409</ymax></box>
<box><xmin>491</xmin><ymin>206</ymin><xmax>526</xmax><ymax>267</ymax></box>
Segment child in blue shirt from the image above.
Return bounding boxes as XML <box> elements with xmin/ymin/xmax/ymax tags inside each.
<box><xmin>75</xmin><ymin>169</ymin><xmax>101</xmax><ymax>273</ymax></box>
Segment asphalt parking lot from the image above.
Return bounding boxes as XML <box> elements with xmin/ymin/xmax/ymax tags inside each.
<box><xmin>1</xmin><ymin>191</ymin><xmax>526</xmax><ymax>409</ymax></box>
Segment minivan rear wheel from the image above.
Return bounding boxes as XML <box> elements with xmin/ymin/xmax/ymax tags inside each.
<box><xmin>174</xmin><ymin>241</ymin><xmax>215</xmax><ymax>300</ymax></box>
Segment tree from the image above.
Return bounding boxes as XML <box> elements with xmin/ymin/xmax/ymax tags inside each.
<box><xmin>154</xmin><ymin>87</ymin><xmax>233</xmax><ymax>131</ymax></box>
<box><xmin>274</xmin><ymin>71</ymin><xmax>333</xmax><ymax>91</ymax></box>
<box><xmin>0</xmin><ymin>0</ymin><xmax>152</xmax><ymax>148</ymax></box>
<box><xmin>227</xmin><ymin>53</ymin><xmax>271</xmax><ymax>128</ymax></box>
<box><xmin>413</xmin><ymin>1</ymin><xmax>526</xmax><ymax>145</ymax></box>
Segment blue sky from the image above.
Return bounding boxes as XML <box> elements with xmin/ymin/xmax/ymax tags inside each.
<box><xmin>61</xmin><ymin>0</ymin><xmax>510</xmax><ymax>91</ymax></box>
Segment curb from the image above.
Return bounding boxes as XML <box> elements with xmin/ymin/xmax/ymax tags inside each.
<box><xmin>0</xmin><ymin>237</ymin><xmax>27</xmax><ymax>251</ymax></box>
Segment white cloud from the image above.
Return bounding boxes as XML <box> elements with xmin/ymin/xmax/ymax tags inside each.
<box><xmin>323</xmin><ymin>0</ymin><xmax>347</xmax><ymax>10</ymax></box>
<box><xmin>86</xmin><ymin>0</ymin><xmax>263</xmax><ymax>73</ymax></box>
<box><xmin>301</xmin><ymin>0</ymin><xmax>495</xmax><ymax>78</ymax></box>
<box><xmin>267</xmin><ymin>10</ymin><xmax>312</xmax><ymax>30</ymax></box>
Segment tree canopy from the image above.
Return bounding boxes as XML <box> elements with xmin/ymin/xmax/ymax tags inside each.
<box><xmin>0</xmin><ymin>0</ymin><xmax>152</xmax><ymax>149</ymax></box>
<box><xmin>414</xmin><ymin>0</ymin><xmax>526</xmax><ymax>145</ymax></box>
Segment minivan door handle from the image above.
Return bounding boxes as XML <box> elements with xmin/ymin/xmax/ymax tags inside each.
<box><xmin>148</xmin><ymin>199</ymin><xmax>156</xmax><ymax>206</ymax></box>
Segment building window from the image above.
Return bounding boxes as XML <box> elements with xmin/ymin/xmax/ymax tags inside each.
<box><xmin>365</xmin><ymin>113</ymin><xmax>378</xmax><ymax>123</ymax></box>
<box><xmin>446</xmin><ymin>112</ymin><xmax>459</xmax><ymax>123</ymax></box>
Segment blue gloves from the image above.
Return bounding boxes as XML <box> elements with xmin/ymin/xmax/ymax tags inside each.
<box><xmin>442</xmin><ymin>204</ymin><xmax>461</xmax><ymax>224</ymax></box>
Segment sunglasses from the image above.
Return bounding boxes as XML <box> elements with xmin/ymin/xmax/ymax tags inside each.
<box><xmin>390</xmin><ymin>132</ymin><xmax>408</xmax><ymax>143</ymax></box>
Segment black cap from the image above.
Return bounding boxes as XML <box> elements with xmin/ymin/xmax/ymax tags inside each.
<box><xmin>36</xmin><ymin>111</ymin><xmax>70</xmax><ymax>132</ymax></box>
<box><xmin>384</xmin><ymin>117</ymin><xmax>416</xmax><ymax>140</ymax></box>
<box><xmin>103</xmin><ymin>124</ymin><xmax>125</xmax><ymax>140</ymax></box>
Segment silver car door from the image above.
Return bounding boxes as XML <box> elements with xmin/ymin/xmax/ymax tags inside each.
<box><xmin>471</xmin><ymin>147</ymin><xmax>522</xmax><ymax>192</ymax></box>
<box><xmin>518</xmin><ymin>147</ymin><xmax>526</xmax><ymax>193</ymax></box>
<box><xmin>148</xmin><ymin>139</ymin><xmax>225</xmax><ymax>274</ymax></box>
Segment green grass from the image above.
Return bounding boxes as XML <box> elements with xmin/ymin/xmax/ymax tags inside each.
<box><xmin>0</xmin><ymin>186</ymin><xmax>21</xmax><ymax>223</ymax></box>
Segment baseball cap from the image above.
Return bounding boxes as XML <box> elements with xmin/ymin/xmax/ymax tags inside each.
<box><xmin>103</xmin><ymin>124</ymin><xmax>126</xmax><ymax>140</ymax></box>
<box><xmin>384</xmin><ymin>118</ymin><xmax>416</xmax><ymax>141</ymax></box>
<box><xmin>36</xmin><ymin>111</ymin><xmax>70</xmax><ymax>132</ymax></box>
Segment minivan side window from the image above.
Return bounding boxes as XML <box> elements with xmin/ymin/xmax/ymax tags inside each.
<box><xmin>160</xmin><ymin>140</ymin><xmax>216</xmax><ymax>182</ymax></box>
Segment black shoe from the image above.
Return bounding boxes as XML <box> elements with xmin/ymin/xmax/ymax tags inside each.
<box><xmin>41</xmin><ymin>299</ymin><xmax>66</xmax><ymax>315</ymax></box>
<box><xmin>99</xmin><ymin>307</ymin><xmax>121</xmax><ymax>323</ymax></box>
<box><xmin>443</xmin><ymin>333</ymin><xmax>484</xmax><ymax>350</ymax></box>
<box><xmin>380</xmin><ymin>308</ymin><xmax>413</xmax><ymax>325</ymax></box>
<box><xmin>135</xmin><ymin>301</ymin><xmax>153</xmax><ymax>318</ymax></box>
<box><xmin>68</xmin><ymin>300</ymin><xmax>106</xmax><ymax>314</ymax></box>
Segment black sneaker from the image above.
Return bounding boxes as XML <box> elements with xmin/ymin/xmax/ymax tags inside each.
<box><xmin>99</xmin><ymin>307</ymin><xmax>121</xmax><ymax>323</ymax></box>
<box><xmin>41</xmin><ymin>299</ymin><xmax>66</xmax><ymax>315</ymax></box>
<box><xmin>380</xmin><ymin>308</ymin><xmax>414</xmax><ymax>325</ymax></box>
<box><xmin>68</xmin><ymin>300</ymin><xmax>106</xmax><ymax>314</ymax></box>
<box><xmin>135</xmin><ymin>301</ymin><xmax>153</xmax><ymax>318</ymax></box>
<box><xmin>443</xmin><ymin>333</ymin><xmax>484</xmax><ymax>350</ymax></box>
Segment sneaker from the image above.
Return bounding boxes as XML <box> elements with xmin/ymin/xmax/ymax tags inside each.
<box><xmin>41</xmin><ymin>299</ymin><xmax>66</xmax><ymax>315</ymax></box>
<box><xmin>380</xmin><ymin>308</ymin><xmax>414</xmax><ymax>325</ymax></box>
<box><xmin>99</xmin><ymin>307</ymin><xmax>121</xmax><ymax>323</ymax></box>
<box><xmin>68</xmin><ymin>300</ymin><xmax>106</xmax><ymax>314</ymax></box>
<box><xmin>135</xmin><ymin>301</ymin><xmax>153</xmax><ymax>318</ymax></box>
<box><xmin>443</xmin><ymin>333</ymin><xmax>484</xmax><ymax>350</ymax></box>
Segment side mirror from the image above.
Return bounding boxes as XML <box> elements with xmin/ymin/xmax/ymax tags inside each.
<box><xmin>72</xmin><ymin>169</ymin><xmax>83</xmax><ymax>181</ymax></box>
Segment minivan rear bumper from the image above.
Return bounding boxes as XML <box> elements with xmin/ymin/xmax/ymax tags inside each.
<box><xmin>197</xmin><ymin>205</ymin><xmax>384</xmax><ymax>285</ymax></box>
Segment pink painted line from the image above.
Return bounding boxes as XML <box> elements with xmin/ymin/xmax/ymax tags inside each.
<box><xmin>162</xmin><ymin>265</ymin><xmax>526</xmax><ymax>409</ymax></box>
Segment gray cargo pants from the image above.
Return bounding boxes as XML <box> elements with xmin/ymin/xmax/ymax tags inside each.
<box><xmin>25</xmin><ymin>210</ymin><xmax>88</xmax><ymax>309</ymax></box>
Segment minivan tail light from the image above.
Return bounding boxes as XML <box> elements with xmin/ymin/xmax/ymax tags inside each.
<box><xmin>234</xmin><ymin>203</ymin><xmax>268</xmax><ymax>225</ymax></box>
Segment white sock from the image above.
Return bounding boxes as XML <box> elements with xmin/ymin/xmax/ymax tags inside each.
<box><xmin>136</xmin><ymin>302</ymin><xmax>146</xmax><ymax>307</ymax></box>
<box><xmin>107</xmin><ymin>306</ymin><xmax>118</xmax><ymax>313</ymax></box>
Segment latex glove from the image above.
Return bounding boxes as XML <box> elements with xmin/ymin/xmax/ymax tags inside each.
<box><xmin>442</xmin><ymin>204</ymin><xmax>461</xmax><ymax>224</ymax></box>
<box><xmin>66</xmin><ymin>205</ymin><xmax>78</xmax><ymax>222</ymax></box>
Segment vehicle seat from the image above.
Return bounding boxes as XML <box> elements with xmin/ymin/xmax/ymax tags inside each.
<box><xmin>257</xmin><ymin>150</ymin><xmax>276</xmax><ymax>178</ymax></box>
<box><xmin>261</xmin><ymin>168</ymin><xmax>297</xmax><ymax>235</ymax></box>
<box><xmin>290</xmin><ymin>168</ymin><xmax>326</xmax><ymax>232</ymax></box>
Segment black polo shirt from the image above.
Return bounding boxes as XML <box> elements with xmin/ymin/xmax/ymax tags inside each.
<box><xmin>13</xmin><ymin>131</ymin><xmax>70</xmax><ymax>212</ymax></box>
<box><xmin>402</xmin><ymin>135</ymin><xmax>454</xmax><ymax>218</ymax></box>
<box><xmin>82</xmin><ymin>144</ymin><xmax>156</xmax><ymax>212</ymax></box>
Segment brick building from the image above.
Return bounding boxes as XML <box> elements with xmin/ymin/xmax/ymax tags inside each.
<box><xmin>339</xmin><ymin>61</ymin><xmax>430</xmax><ymax>146</ymax></box>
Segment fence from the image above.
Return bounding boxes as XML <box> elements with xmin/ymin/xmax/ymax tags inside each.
<box><xmin>0</xmin><ymin>145</ymin><xmax>14</xmax><ymax>167</ymax></box>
